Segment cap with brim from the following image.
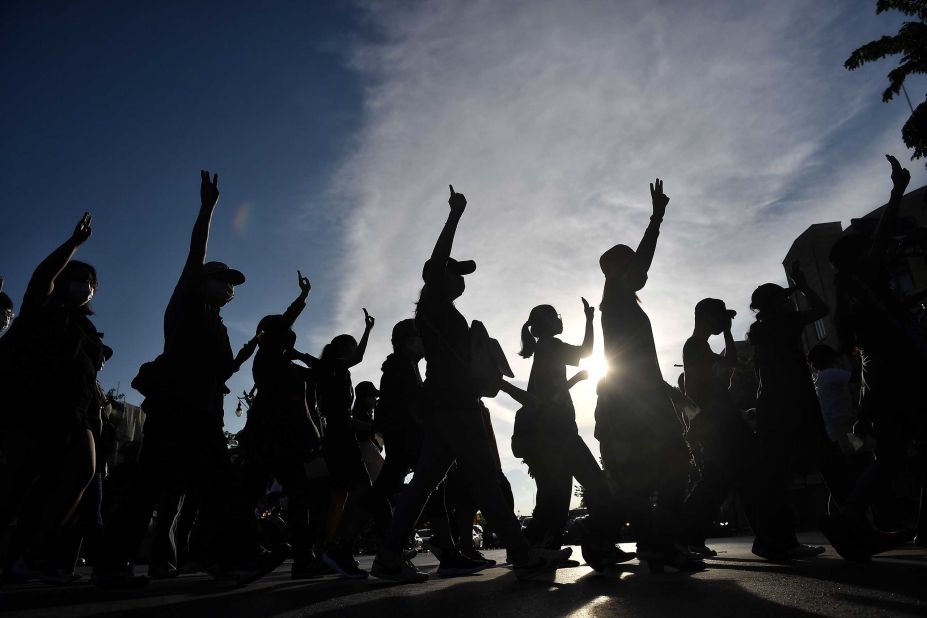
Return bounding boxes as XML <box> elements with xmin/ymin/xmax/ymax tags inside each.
<box><xmin>422</xmin><ymin>257</ymin><xmax>476</xmax><ymax>281</ymax></box>
<box><xmin>202</xmin><ymin>261</ymin><xmax>246</xmax><ymax>285</ymax></box>
<box><xmin>355</xmin><ymin>381</ymin><xmax>379</xmax><ymax>398</ymax></box>
<box><xmin>694</xmin><ymin>298</ymin><xmax>736</xmax><ymax>318</ymax></box>
<box><xmin>750</xmin><ymin>283</ymin><xmax>794</xmax><ymax>310</ymax></box>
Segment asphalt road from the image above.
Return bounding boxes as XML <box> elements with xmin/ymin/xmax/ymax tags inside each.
<box><xmin>1</xmin><ymin>535</ymin><xmax>925</xmax><ymax>617</ymax></box>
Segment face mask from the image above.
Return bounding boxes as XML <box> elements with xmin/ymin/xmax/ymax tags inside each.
<box><xmin>68</xmin><ymin>281</ymin><xmax>94</xmax><ymax>306</ymax></box>
<box><xmin>203</xmin><ymin>279</ymin><xmax>235</xmax><ymax>306</ymax></box>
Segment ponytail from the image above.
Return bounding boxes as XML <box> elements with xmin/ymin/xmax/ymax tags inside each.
<box><xmin>518</xmin><ymin>321</ymin><xmax>536</xmax><ymax>358</ymax></box>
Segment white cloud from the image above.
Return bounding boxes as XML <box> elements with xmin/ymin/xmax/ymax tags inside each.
<box><xmin>323</xmin><ymin>0</ymin><xmax>924</xmax><ymax>513</ymax></box>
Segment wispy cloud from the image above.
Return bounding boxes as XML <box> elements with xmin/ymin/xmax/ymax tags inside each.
<box><xmin>323</xmin><ymin>0</ymin><xmax>922</xmax><ymax>512</ymax></box>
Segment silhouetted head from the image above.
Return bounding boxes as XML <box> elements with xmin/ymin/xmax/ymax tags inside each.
<box><xmin>322</xmin><ymin>334</ymin><xmax>358</xmax><ymax>364</ymax></box>
<box><xmin>199</xmin><ymin>261</ymin><xmax>245</xmax><ymax>308</ymax></box>
<box><xmin>52</xmin><ymin>260</ymin><xmax>98</xmax><ymax>314</ymax></box>
<box><xmin>599</xmin><ymin>244</ymin><xmax>647</xmax><ymax>292</ymax></box>
<box><xmin>694</xmin><ymin>298</ymin><xmax>736</xmax><ymax>335</ymax></box>
<box><xmin>829</xmin><ymin>233</ymin><xmax>872</xmax><ymax>273</ymax></box>
<box><xmin>807</xmin><ymin>343</ymin><xmax>838</xmax><ymax>371</ymax></box>
<box><xmin>750</xmin><ymin>283</ymin><xmax>794</xmax><ymax>315</ymax></box>
<box><xmin>391</xmin><ymin>319</ymin><xmax>424</xmax><ymax>360</ymax></box>
<box><xmin>422</xmin><ymin>257</ymin><xmax>475</xmax><ymax>301</ymax></box>
<box><xmin>0</xmin><ymin>292</ymin><xmax>12</xmax><ymax>332</ymax></box>
<box><xmin>519</xmin><ymin>304</ymin><xmax>562</xmax><ymax>359</ymax></box>
<box><xmin>354</xmin><ymin>380</ymin><xmax>379</xmax><ymax>410</ymax></box>
<box><xmin>256</xmin><ymin>314</ymin><xmax>296</xmax><ymax>353</ymax></box>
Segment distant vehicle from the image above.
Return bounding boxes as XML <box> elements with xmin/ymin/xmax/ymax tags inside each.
<box><xmin>409</xmin><ymin>531</ymin><xmax>423</xmax><ymax>552</ymax></box>
<box><xmin>417</xmin><ymin>528</ymin><xmax>434</xmax><ymax>549</ymax></box>
<box><xmin>472</xmin><ymin>525</ymin><xmax>483</xmax><ymax>549</ymax></box>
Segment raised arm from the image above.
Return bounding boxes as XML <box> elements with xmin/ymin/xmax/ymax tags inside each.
<box><xmin>185</xmin><ymin>171</ymin><xmax>220</xmax><ymax>276</ymax></box>
<box><xmin>790</xmin><ymin>261</ymin><xmax>829</xmax><ymax>324</ymax></box>
<box><xmin>579</xmin><ymin>297</ymin><xmax>594</xmax><ymax>358</ymax></box>
<box><xmin>869</xmin><ymin>155</ymin><xmax>910</xmax><ymax>262</ymax></box>
<box><xmin>347</xmin><ymin>308</ymin><xmax>375</xmax><ymax>368</ymax></box>
<box><xmin>21</xmin><ymin>213</ymin><xmax>92</xmax><ymax>315</ymax></box>
<box><xmin>425</xmin><ymin>185</ymin><xmax>467</xmax><ymax>285</ymax></box>
<box><xmin>720</xmin><ymin>316</ymin><xmax>738</xmax><ymax>369</ymax></box>
<box><xmin>628</xmin><ymin>179</ymin><xmax>669</xmax><ymax>285</ymax></box>
<box><xmin>281</xmin><ymin>270</ymin><xmax>311</xmax><ymax>329</ymax></box>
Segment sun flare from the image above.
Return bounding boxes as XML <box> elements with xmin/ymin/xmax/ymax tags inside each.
<box><xmin>578</xmin><ymin>355</ymin><xmax>609</xmax><ymax>384</ymax></box>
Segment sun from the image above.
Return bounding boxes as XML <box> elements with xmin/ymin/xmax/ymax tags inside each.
<box><xmin>578</xmin><ymin>355</ymin><xmax>609</xmax><ymax>383</ymax></box>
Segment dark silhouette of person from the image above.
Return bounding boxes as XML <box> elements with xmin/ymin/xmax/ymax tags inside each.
<box><xmin>370</xmin><ymin>186</ymin><xmax>571</xmax><ymax>583</ymax></box>
<box><xmin>827</xmin><ymin>154</ymin><xmax>927</xmax><ymax>556</ymax></box>
<box><xmin>360</xmin><ymin>319</ymin><xmax>463</xmax><ymax>565</ymax></box>
<box><xmin>236</xmin><ymin>270</ymin><xmax>329</xmax><ymax>579</ymax></box>
<box><xmin>309</xmin><ymin>312</ymin><xmax>378</xmax><ymax>578</ymax></box>
<box><xmin>94</xmin><ymin>171</ymin><xmax>286</xmax><ymax>587</ymax></box>
<box><xmin>679</xmin><ymin>299</ymin><xmax>760</xmax><ymax>558</ymax></box>
<box><xmin>747</xmin><ymin>262</ymin><xmax>862</xmax><ymax>561</ymax></box>
<box><xmin>595</xmin><ymin>179</ymin><xmax>703</xmax><ymax>573</ymax></box>
<box><xmin>0</xmin><ymin>213</ymin><xmax>105</xmax><ymax>583</ymax></box>
<box><xmin>514</xmin><ymin>300</ymin><xmax>635</xmax><ymax>569</ymax></box>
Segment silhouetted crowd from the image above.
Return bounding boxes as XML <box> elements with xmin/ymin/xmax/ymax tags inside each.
<box><xmin>0</xmin><ymin>156</ymin><xmax>925</xmax><ymax>590</ymax></box>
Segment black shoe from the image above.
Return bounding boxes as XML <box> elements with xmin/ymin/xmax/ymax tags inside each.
<box><xmin>321</xmin><ymin>544</ymin><xmax>368</xmax><ymax>579</ymax></box>
<box><xmin>148</xmin><ymin>564</ymin><xmax>180</xmax><ymax>579</ymax></box>
<box><xmin>437</xmin><ymin>550</ymin><xmax>490</xmax><ymax>577</ymax></box>
<box><xmin>514</xmin><ymin>548</ymin><xmax>572</xmax><ymax>580</ymax></box>
<box><xmin>645</xmin><ymin>546</ymin><xmax>706</xmax><ymax>574</ymax></box>
<box><xmin>820</xmin><ymin>515</ymin><xmax>872</xmax><ymax>563</ymax></box>
<box><xmin>91</xmin><ymin>569</ymin><xmax>150</xmax><ymax>589</ymax></box>
<box><xmin>460</xmin><ymin>546</ymin><xmax>497</xmax><ymax>567</ymax></box>
<box><xmin>785</xmin><ymin>543</ymin><xmax>825</xmax><ymax>559</ymax></box>
<box><xmin>371</xmin><ymin>554</ymin><xmax>428</xmax><ymax>583</ymax></box>
<box><xmin>689</xmin><ymin>544</ymin><xmax>718</xmax><ymax>558</ymax></box>
<box><xmin>751</xmin><ymin>539</ymin><xmax>793</xmax><ymax>563</ymax></box>
<box><xmin>291</xmin><ymin>556</ymin><xmax>333</xmax><ymax>579</ymax></box>
<box><xmin>233</xmin><ymin>543</ymin><xmax>291</xmax><ymax>587</ymax></box>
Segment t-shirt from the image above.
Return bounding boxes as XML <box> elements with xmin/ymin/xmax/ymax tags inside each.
<box><xmin>415</xmin><ymin>278</ymin><xmax>477</xmax><ymax>403</ymax></box>
<box><xmin>747</xmin><ymin>312</ymin><xmax>817</xmax><ymax>419</ymax></box>
<box><xmin>813</xmin><ymin>367</ymin><xmax>854</xmax><ymax>443</ymax></box>
<box><xmin>599</xmin><ymin>280</ymin><xmax>663</xmax><ymax>394</ymax></box>
<box><xmin>527</xmin><ymin>337</ymin><xmax>582</xmax><ymax>430</ymax></box>
<box><xmin>682</xmin><ymin>337</ymin><xmax>733</xmax><ymax>416</ymax></box>
<box><xmin>163</xmin><ymin>266</ymin><xmax>234</xmax><ymax>422</ymax></box>
<box><xmin>376</xmin><ymin>352</ymin><xmax>423</xmax><ymax>434</ymax></box>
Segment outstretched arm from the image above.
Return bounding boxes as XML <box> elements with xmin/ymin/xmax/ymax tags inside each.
<box><xmin>281</xmin><ymin>270</ymin><xmax>311</xmax><ymax>329</ymax></box>
<box><xmin>347</xmin><ymin>308</ymin><xmax>375</xmax><ymax>368</ymax></box>
<box><xmin>425</xmin><ymin>185</ymin><xmax>467</xmax><ymax>286</ymax></box>
<box><xmin>869</xmin><ymin>155</ymin><xmax>910</xmax><ymax>263</ymax></box>
<box><xmin>790</xmin><ymin>261</ymin><xmax>829</xmax><ymax>324</ymax></box>
<box><xmin>579</xmin><ymin>297</ymin><xmax>594</xmax><ymax>358</ymax></box>
<box><xmin>225</xmin><ymin>330</ymin><xmax>263</xmax><ymax>380</ymax></box>
<box><xmin>185</xmin><ymin>170</ymin><xmax>220</xmax><ymax>277</ymax></box>
<box><xmin>22</xmin><ymin>213</ymin><xmax>92</xmax><ymax>315</ymax></box>
<box><xmin>628</xmin><ymin>179</ymin><xmax>669</xmax><ymax>284</ymax></box>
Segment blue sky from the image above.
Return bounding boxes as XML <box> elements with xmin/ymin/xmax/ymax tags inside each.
<box><xmin>2</xmin><ymin>1</ymin><xmax>925</xmax><ymax>513</ymax></box>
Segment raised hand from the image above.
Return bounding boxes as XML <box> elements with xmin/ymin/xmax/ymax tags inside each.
<box><xmin>448</xmin><ymin>184</ymin><xmax>467</xmax><ymax>217</ymax></box>
<box><xmin>297</xmin><ymin>270</ymin><xmax>311</xmax><ymax>297</ymax></box>
<box><xmin>582</xmin><ymin>297</ymin><xmax>594</xmax><ymax>320</ymax></box>
<box><xmin>886</xmin><ymin>154</ymin><xmax>911</xmax><ymax>195</ymax></box>
<box><xmin>200</xmin><ymin>170</ymin><xmax>220</xmax><ymax>209</ymax></box>
<box><xmin>650</xmin><ymin>178</ymin><xmax>670</xmax><ymax>220</ymax></box>
<box><xmin>363</xmin><ymin>308</ymin><xmax>375</xmax><ymax>330</ymax></box>
<box><xmin>72</xmin><ymin>212</ymin><xmax>92</xmax><ymax>245</ymax></box>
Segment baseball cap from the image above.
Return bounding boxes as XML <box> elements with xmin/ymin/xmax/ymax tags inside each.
<box><xmin>201</xmin><ymin>261</ymin><xmax>245</xmax><ymax>285</ymax></box>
